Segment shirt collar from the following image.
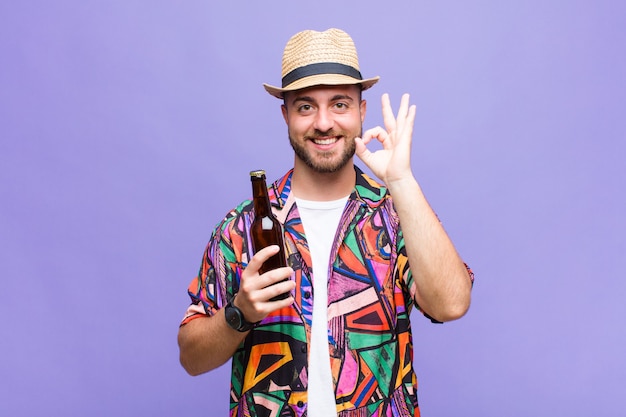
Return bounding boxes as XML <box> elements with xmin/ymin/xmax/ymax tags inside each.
<box><xmin>269</xmin><ymin>166</ymin><xmax>388</xmax><ymax>211</ymax></box>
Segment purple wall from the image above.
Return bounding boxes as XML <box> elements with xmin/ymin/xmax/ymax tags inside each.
<box><xmin>1</xmin><ymin>2</ymin><xmax>624</xmax><ymax>416</ymax></box>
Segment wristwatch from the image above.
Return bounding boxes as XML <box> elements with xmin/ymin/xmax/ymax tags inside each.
<box><xmin>224</xmin><ymin>298</ymin><xmax>256</xmax><ymax>332</ymax></box>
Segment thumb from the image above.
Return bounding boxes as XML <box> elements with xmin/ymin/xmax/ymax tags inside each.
<box><xmin>354</xmin><ymin>137</ymin><xmax>370</xmax><ymax>161</ymax></box>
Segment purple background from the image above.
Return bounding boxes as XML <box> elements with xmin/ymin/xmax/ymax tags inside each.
<box><xmin>1</xmin><ymin>1</ymin><xmax>625</xmax><ymax>416</ymax></box>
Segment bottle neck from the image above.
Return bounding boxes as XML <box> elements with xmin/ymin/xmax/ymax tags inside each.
<box><xmin>251</xmin><ymin>177</ymin><xmax>273</xmax><ymax>216</ymax></box>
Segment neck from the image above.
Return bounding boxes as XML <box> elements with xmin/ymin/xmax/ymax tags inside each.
<box><xmin>291</xmin><ymin>159</ymin><xmax>355</xmax><ymax>201</ymax></box>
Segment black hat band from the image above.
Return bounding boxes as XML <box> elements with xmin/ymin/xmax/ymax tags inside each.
<box><xmin>282</xmin><ymin>62</ymin><xmax>363</xmax><ymax>88</ymax></box>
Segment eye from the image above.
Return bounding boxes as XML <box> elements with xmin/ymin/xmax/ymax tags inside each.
<box><xmin>333</xmin><ymin>102</ymin><xmax>350</xmax><ymax>112</ymax></box>
<box><xmin>297</xmin><ymin>104</ymin><xmax>313</xmax><ymax>113</ymax></box>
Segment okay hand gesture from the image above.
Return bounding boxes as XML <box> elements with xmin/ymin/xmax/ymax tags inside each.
<box><xmin>355</xmin><ymin>93</ymin><xmax>417</xmax><ymax>186</ymax></box>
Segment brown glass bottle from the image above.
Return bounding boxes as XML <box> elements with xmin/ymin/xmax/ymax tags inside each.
<box><xmin>250</xmin><ymin>170</ymin><xmax>289</xmax><ymax>300</ymax></box>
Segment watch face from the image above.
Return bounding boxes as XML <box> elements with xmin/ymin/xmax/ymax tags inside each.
<box><xmin>226</xmin><ymin>304</ymin><xmax>242</xmax><ymax>330</ymax></box>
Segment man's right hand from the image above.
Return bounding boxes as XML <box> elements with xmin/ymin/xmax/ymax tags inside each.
<box><xmin>234</xmin><ymin>245</ymin><xmax>295</xmax><ymax>323</ymax></box>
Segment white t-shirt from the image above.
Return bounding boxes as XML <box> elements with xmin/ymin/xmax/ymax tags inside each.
<box><xmin>295</xmin><ymin>196</ymin><xmax>348</xmax><ymax>417</ymax></box>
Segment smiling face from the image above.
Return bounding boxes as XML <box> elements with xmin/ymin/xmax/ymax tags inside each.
<box><xmin>282</xmin><ymin>84</ymin><xmax>366</xmax><ymax>174</ymax></box>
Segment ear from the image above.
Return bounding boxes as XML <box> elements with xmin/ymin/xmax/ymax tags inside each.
<box><xmin>360</xmin><ymin>99</ymin><xmax>367</xmax><ymax>124</ymax></box>
<box><xmin>281</xmin><ymin>104</ymin><xmax>289</xmax><ymax>124</ymax></box>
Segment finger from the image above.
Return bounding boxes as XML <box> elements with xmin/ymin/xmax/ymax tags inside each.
<box><xmin>266</xmin><ymin>293</ymin><xmax>295</xmax><ymax>314</ymax></box>
<box><xmin>262</xmin><ymin>266</ymin><xmax>294</xmax><ymax>285</ymax></box>
<box><xmin>247</xmin><ymin>288</ymin><xmax>295</xmax><ymax>322</ymax></box>
<box><xmin>248</xmin><ymin>245</ymin><xmax>281</xmax><ymax>272</ymax></box>
<box><xmin>361</xmin><ymin>126</ymin><xmax>389</xmax><ymax>145</ymax></box>
<box><xmin>407</xmin><ymin>104</ymin><xmax>417</xmax><ymax>132</ymax></box>
<box><xmin>238</xmin><ymin>280</ymin><xmax>295</xmax><ymax>323</ymax></box>
<box><xmin>241</xmin><ymin>263</ymin><xmax>293</xmax><ymax>305</ymax></box>
<box><xmin>354</xmin><ymin>137</ymin><xmax>371</xmax><ymax>162</ymax></box>
<box><xmin>396</xmin><ymin>104</ymin><xmax>417</xmax><ymax>155</ymax></box>
<box><xmin>381</xmin><ymin>93</ymin><xmax>397</xmax><ymax>133</ymax></box>
<box><xmin>399</xmin><ymin>104</ymin><xmax>417</xmax><ymax>139</ymax></box>
<box><xmin>396</xmin><ymin>93</ymin><xmax>410</xmax><ymax>122</ymax></box>
<box><xmin>261</xmin><ymin>278</ymin><xmax>296</xmax><ymax>302</ymax></box>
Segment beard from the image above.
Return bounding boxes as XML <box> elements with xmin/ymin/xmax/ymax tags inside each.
<box><xmin>289</xmin><ymin>129</ymin><xmax>360</xmax><ymax>174</ymax></box>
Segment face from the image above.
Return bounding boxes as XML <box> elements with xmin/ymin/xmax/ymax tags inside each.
<box><xmin>282</xmin><ymin>85</ymin><xmax>366</xmax><ymax>174</ymax></box>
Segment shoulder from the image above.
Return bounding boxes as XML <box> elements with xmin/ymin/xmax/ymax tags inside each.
<box><xmin>211</xmin><ymin>199</ymin><xmax>254</xmax><ymax>237</ymax></box>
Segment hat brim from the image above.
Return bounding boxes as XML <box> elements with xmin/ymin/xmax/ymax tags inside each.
<box><xmin>263</xmin><ymin>74</ymin><xmax>380</xmax><ymax>99</ymax></box>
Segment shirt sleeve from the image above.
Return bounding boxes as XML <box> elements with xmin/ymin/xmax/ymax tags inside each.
<box><xmin>180</xmin><ymin>207</ymin><xmax>250</xmax><ymax>326</ymax></box>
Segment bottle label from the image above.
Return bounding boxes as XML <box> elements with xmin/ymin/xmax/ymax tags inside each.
<box><xmin>262</xmin><ymin>217</ymin><xmax>274</xmax><ymax>230</ymax></box>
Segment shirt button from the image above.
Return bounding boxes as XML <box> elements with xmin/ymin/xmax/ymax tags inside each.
<box><xmin>304</xmin><ymin>291</ymin><xmax>311</xmax><ymax>299</ymax></box>
<box><xmin>297</xmin><ymin>401</ymin><xmax>304</xmax><ymax>408</ymax></box>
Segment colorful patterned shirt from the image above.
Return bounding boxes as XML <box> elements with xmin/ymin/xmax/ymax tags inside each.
<box><xmin>182</xmin><ymin>167</ymin><xmax>473</xmax><ymax>416</ymax></box>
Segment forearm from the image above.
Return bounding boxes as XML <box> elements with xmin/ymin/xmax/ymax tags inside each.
<box><xmin>177</xmin><ymin>309</ymin><xmax>248</xmax><ymax>376</ymax></box>
<box><xmin>178</xmin><ymin>246</ymin><xmax>295</xmax><ymax>376</ymax></box>
<box><xmin>388</xmin><ymin>176</ymin><xmax>472</xmax><ymax>322</ymax></box>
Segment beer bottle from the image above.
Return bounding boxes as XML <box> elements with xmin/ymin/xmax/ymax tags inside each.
<box><xmin>250</xmin><ymin>170</ymin><xmax>289</xmax><ymax>300</ymax></box>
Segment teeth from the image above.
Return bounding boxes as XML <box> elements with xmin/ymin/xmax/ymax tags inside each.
<box><xmin>313</xmin><ymin>138</ymin><xmax>337</xmax><ymax>145</ymax></box>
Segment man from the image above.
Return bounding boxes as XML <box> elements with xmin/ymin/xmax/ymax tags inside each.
<box><xmin>178</xmin><ymin>28</ymin><xmax>474</xmax><ymax>417</ymax></box>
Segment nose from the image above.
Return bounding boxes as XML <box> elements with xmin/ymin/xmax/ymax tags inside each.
<box><xmin>313</xmin><ymin>107</ymin><xmax>334</xmax><ymax>132</ymax></box>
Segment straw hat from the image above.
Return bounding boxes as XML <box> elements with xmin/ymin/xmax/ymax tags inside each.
<box><xmin>263</xmin><ymin>28</ymin><xmax>380</xmax><ymax>99</ymax></box>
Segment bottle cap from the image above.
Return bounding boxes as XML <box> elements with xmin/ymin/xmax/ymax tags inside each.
<box><xmin>250</xmin><ymin>170</ymin><xmax>266</xmax><ymax>178</ymax></box>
